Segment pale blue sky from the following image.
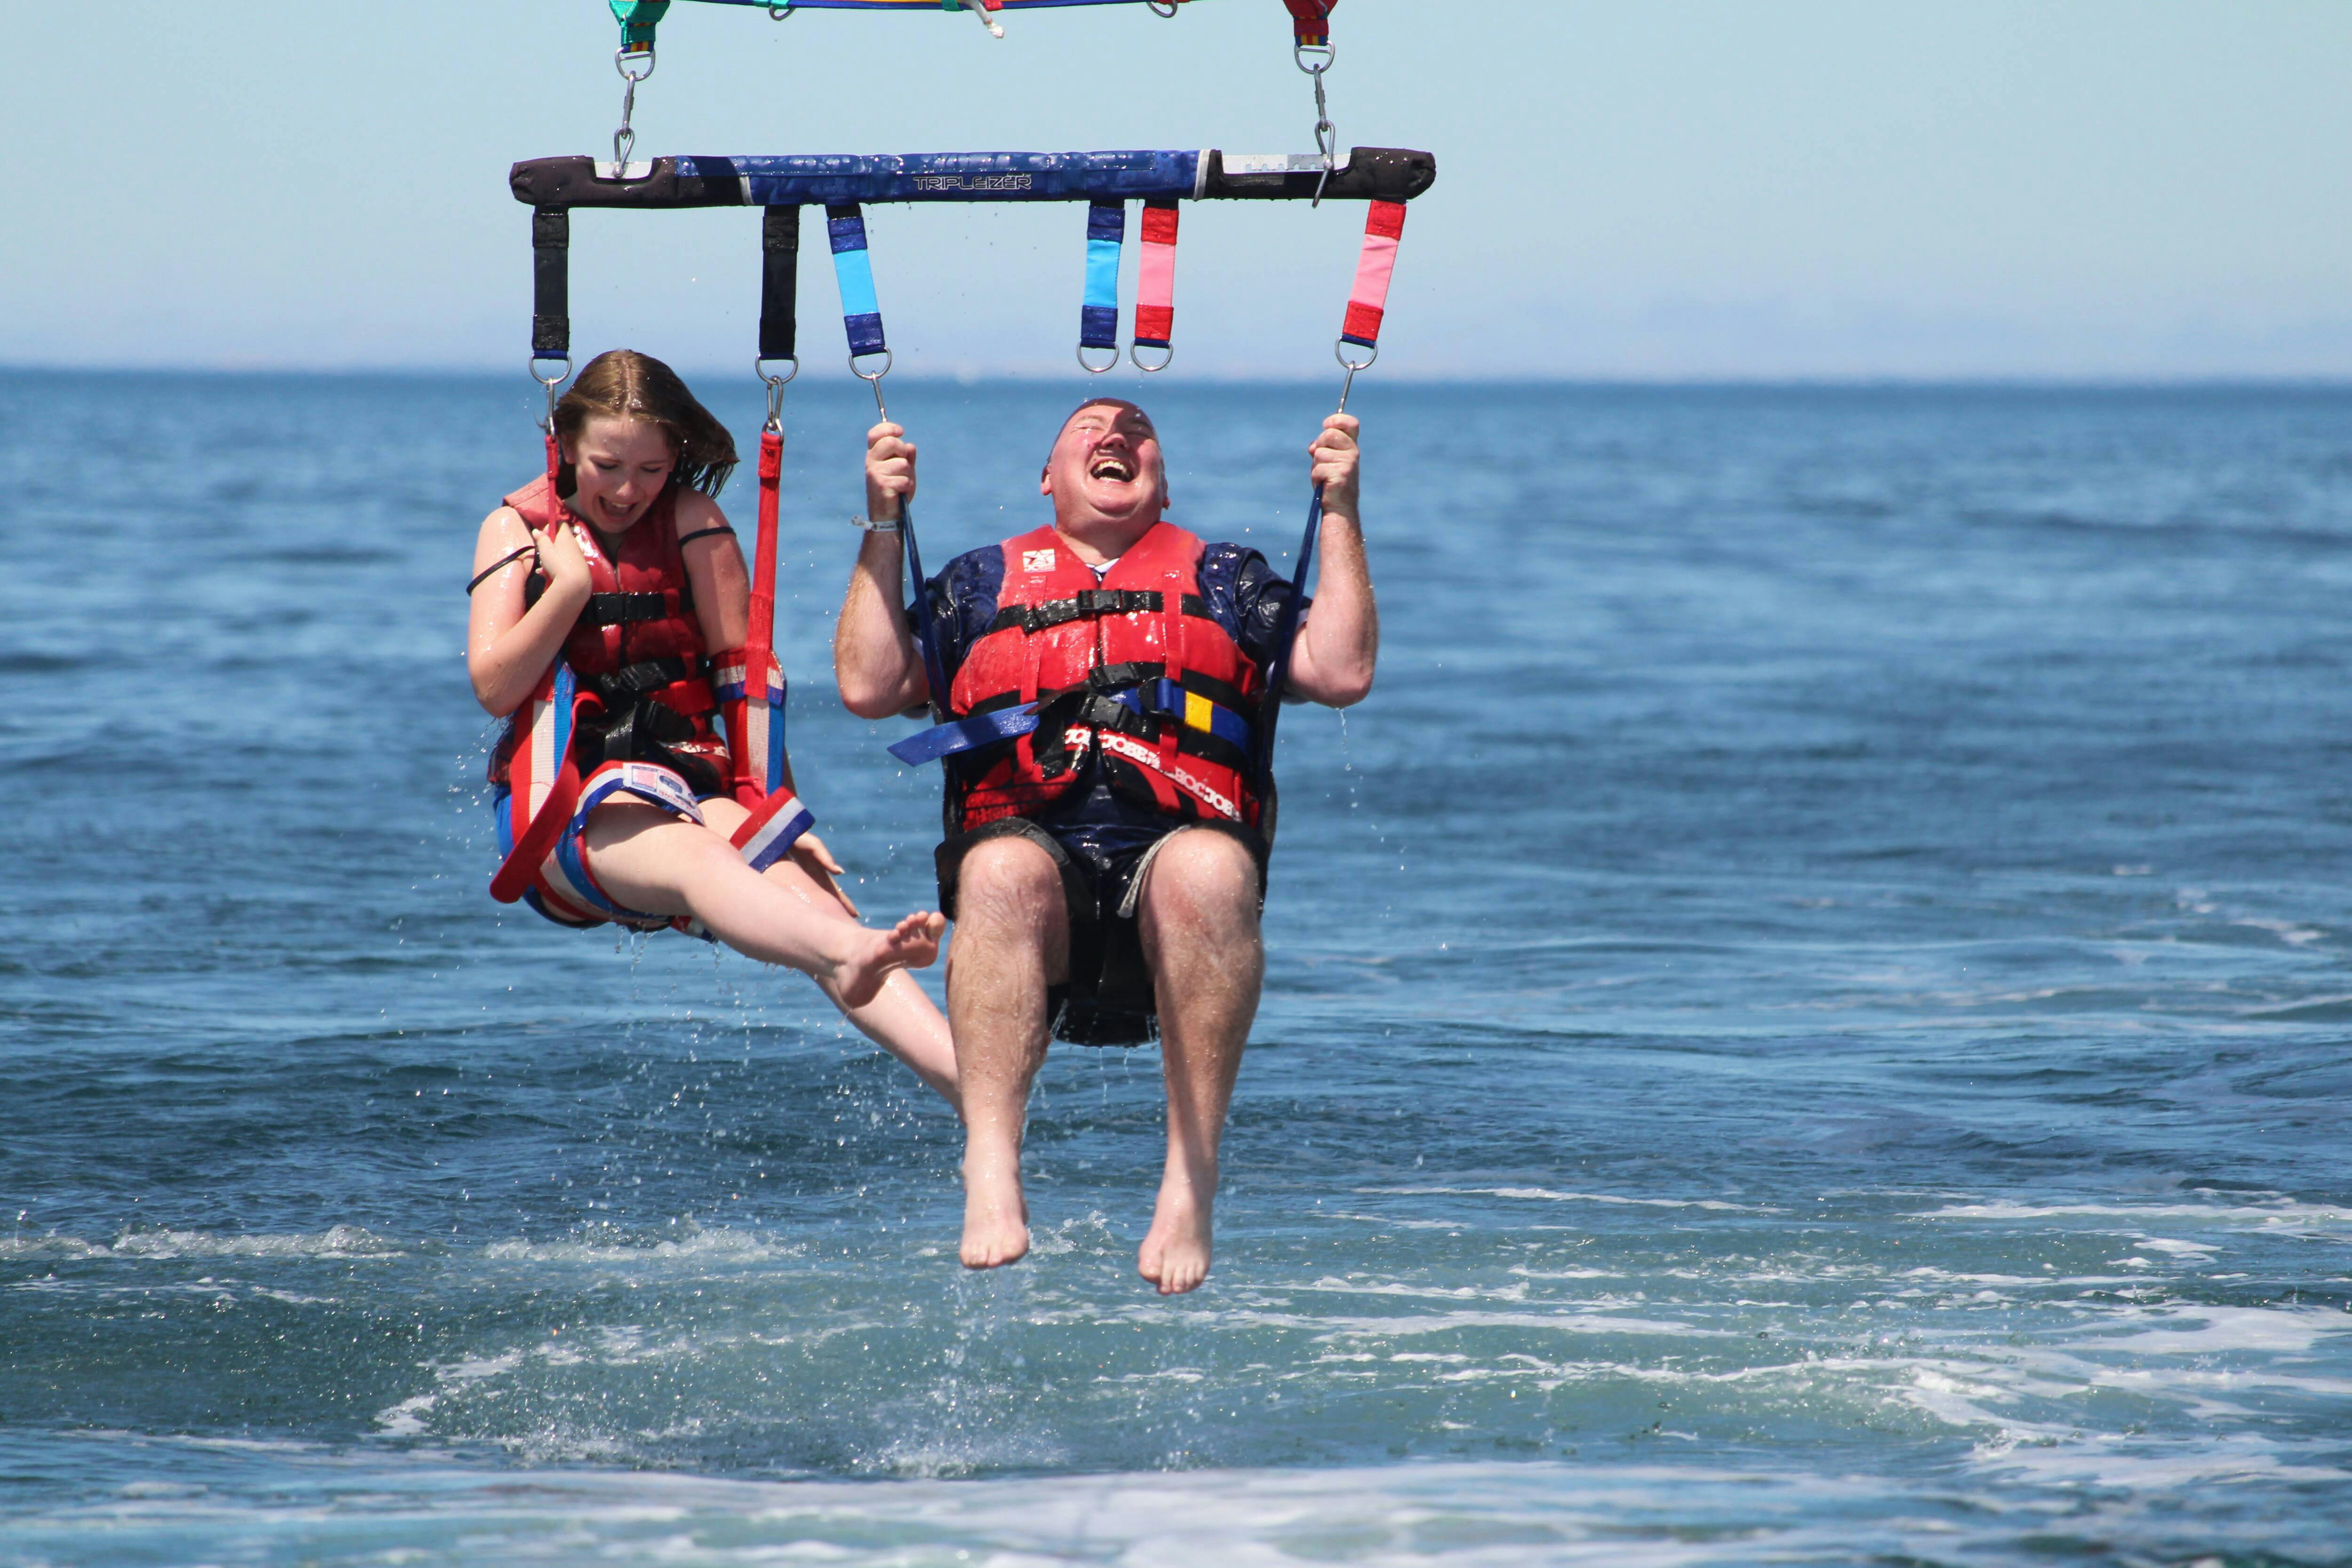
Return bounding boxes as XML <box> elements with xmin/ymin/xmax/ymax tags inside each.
<box><xmin>8</xmin><ymin>2</ymin><xmax>2351</xmax><ymax>379</ymax></box>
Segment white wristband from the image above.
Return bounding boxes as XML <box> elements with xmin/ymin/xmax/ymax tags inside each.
<box><xmin>852</xmin><ymin>514</ymin><xmax>904</xmax><ymax>534</ymax></box>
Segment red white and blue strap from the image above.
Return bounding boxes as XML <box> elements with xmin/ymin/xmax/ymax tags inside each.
<box><xmin>728</xmin><ymin>788</ymin><xmax>814</xmax><ymax>873</ymax></box>
<box><xmin>1340</xmin><ymin>199</ymin><xmax>1405</xmax><ymax>352</ymax></box>
<box><xmin>1132</xmin><ymin>200</ymin><xmax>1179</xmax><ymax>365</ymax></box>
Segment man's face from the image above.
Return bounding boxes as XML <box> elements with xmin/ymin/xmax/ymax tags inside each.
<box><xmin>1041</xmin><ymin>401</ymin><xmax>1166</xmax><ymax>525</ymax></box>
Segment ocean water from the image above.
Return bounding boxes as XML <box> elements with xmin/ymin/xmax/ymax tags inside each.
<box><xmin>4</xmin><ymin>372</ymin><xmax>2351</xmax><ymax>1566</ymax></box>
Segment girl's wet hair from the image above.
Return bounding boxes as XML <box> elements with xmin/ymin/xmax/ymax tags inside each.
<box><xmin>553</xmin><ymin>350</ymin><xmax>739</xmax><ymax>499</ymax></box>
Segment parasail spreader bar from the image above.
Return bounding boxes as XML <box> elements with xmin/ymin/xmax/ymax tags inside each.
<box><xmin>509</xmin><ymin>147</ymin><xmax>1435</xmax><ymax>210</ymax></box>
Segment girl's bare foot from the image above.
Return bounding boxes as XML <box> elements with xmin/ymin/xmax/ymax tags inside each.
<box><xmin>1137</xmin><ymin>1177</ymin><xmax>1214</xmax><ymax>1295</ymax></box>
<box><xmin>831</xmin><ymin>911</ymin><xmax>944</xmax><ymax>1010</ymax></box>
<box><xmin>960</xmin><ymin>1147</ymin><xmax>1031</xmax><ymax>1270</ymax></box>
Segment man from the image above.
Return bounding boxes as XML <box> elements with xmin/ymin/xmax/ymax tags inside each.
<box><xmin>835</xmin><ymin>399</ymin><xmax>1375</xmax><ymax>1294</ymax></box>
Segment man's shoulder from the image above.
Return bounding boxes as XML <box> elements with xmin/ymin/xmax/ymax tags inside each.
<box><xmin>937</xmin><ymin>541</ymin><xmax>1008</xmax><ymax>593</ymax></box>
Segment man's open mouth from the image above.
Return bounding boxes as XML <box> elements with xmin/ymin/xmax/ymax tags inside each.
<box><xmin>1089</xmin><ymin>452</ymin><xmax>1136</xmax><ymax>482</ymax></box>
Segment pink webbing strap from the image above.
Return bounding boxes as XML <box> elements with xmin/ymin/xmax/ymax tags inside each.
<box><xmin>1133</xmin><ymin>201</ymin><xmax>1179</xmax><ymax>362</ymax></box>
<box><xmin>1339</xmin><ymin>200</ymin><xmax>1406</xmax><ymax>351</ymax></box>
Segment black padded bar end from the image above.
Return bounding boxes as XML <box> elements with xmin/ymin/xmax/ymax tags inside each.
<box><xmin>1197</xmin><ymin>147</ymin><xmax>1437</xmax><ymax>204</ymax></box>
<box><xmin>759</xmin><ymin>206</ymin><xmax>800</xmax><ymax>362</ymax></box>
<box><xmin>531</xmin><ymin>206</ymin><xmax>570</xmax><ymax>357</ymax></box>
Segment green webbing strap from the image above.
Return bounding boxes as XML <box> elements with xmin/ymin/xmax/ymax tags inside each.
<box><xmin>612</xmin><ymin>0</ymin><xmax>671</xmax><ymax>53</ymax></box>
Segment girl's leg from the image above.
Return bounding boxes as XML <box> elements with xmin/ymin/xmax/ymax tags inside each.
<box><xmin>581</xmin><ymin>802</ymin><xmax>941</xmax><ymax>1011</ymax></box>
<box><xmin>698</xmin><ymin>800</ymin><xmax>960</xmax><ymax>1109</ymax></box>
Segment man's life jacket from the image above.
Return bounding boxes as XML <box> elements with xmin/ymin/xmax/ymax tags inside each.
<box><xmin>946</xmin><ymin>521</ymin><xmax>1265</xmax><ymax>833</ymax></box>
<box><xmin>488</xmin><ymin>475</ymin><xmax>729</xmax><ymax>801</ymax></box>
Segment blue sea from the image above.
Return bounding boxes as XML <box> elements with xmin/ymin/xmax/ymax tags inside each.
<box><xmin>4</xmin><ymin>372</ymin><xmax>2350</xmax><ymax>1565</ymax></box>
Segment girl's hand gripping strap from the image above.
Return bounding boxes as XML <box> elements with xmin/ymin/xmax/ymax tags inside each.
<box><xmin>715</xmin><ymin>425</ymin><xmax>812</xmax><ymax>873</ymax></box>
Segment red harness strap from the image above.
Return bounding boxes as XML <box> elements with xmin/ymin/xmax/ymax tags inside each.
<box><xmin>1285</xmin><ymin>0</ymin><xmax>1334</xmax><ymax>48</ymax></box>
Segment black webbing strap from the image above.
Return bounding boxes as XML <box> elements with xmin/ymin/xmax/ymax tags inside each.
<box><xmin>985</xmin><ymin>589</ymin><xmax>1214</xmax><ymax>637</ymax></box>
<box><xmin>581</xmin><ymin>591</ymin><xmax>669</xmax><ymax>626</ymax></box>
<box><xmin>587</xmin><ymin>656</ymin><xmax>696</xmax><ymax>699</ymax></box>
<box><xmin>760</xmin><ymin>206</ymin><xmax>800</xmax><ymax>362</ymax></box>
<box><xmin>532</xmin><ymin>207</ymin><xmax>570</xmax><ymax>357</ymax></box>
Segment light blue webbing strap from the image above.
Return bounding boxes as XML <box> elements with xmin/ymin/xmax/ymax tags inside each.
<box><xmin>826</xmin><ymin>204</ymin><xmax>887</xmax><ymax>358</ymax></box>
<box><xmin>1078</xmin><ymin>200</ymin><xmax>1125</xmax><ymax>371</ymax></box>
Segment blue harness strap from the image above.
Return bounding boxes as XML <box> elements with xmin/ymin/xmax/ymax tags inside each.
<box><xmin>1080</xmin><ymin>200</ymin><xmax>1125</xmax><ymax>357</ymax></box>
<box><xmin>889</xmin><ymin>704</ymin><xmax>1040</xmax><ymax>766</ymax></box>
<box><xmin>826</xmin><ymin>204</ymin><xmax>887</xmax><ymax>357</ymax></box>
<box><xmin>1253</xmin><ymin>485</ymin><xmax>1322</xmax><ymax>784</ymax></box>
<box><xmin>887</xmin><ymin>679</ymin><xmax>1252</xmax><ymax>767</ymax></box>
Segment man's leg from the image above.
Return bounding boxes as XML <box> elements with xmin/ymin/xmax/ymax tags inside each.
<box><xmin>946</xmin><ymin>834</ymin><xmax>1070</xmax><ymax>1269</ymax></box>
<box><xmin>1133</xmin><ymin>827</ymin><xmax>1263</xmax><ymax>1295</ymax></box>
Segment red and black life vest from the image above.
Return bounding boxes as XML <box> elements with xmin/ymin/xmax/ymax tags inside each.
<box><xmin>946</xmin><ymin>521</ymin><xmax>1265</xmax><ymax>832</ymax></box>
<box><xmin>489</xmin><ymin>475</ymin><xmax>728</xmax><ymax>800</ymax></box>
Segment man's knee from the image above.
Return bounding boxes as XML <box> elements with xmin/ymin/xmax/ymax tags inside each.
<box><xmin>954</xmin><ymin>837</ymin><xmax>1067</xmax><ymax>934</ymax></box>
<box><xmin>1138</xmin><ymin>828</ymin><xmax>1263</xmax><ymax>933</ymax></box>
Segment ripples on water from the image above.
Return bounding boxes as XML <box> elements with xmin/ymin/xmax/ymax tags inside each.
<box><xmin>3</xmin><ymin>374</ymin><xmax>2349</xmax><ymax>1565</ymax></box>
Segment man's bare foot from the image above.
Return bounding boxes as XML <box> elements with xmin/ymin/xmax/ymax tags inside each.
<box><xmin>1137</xmin><ymin>1179</ymin><xmax>1214</xmax><ymax>1295</ymax></box>
<box><xmin>960</xmin><ymin>1147</ymin><xmax>1031</xmax><ymax>1270</ymax></box>
<box><xmin>830</xmin><ymin>911</ymin><xmax>944</xmax><ymax>1010</ymax></box>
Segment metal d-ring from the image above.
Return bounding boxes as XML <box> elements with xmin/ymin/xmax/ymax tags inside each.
<box><xmin>1077</xmin><ymin>344</ymin><xmax>1120</xmax><ymax>375</ymax></box>
<box><xmin>530</xmin><ymin>355</ymin><xmax>573</xmax><ymax>430</ymax></box>
<box><xmin>1334</xmin><ymin>338</ymin><xmax>1376</xmax><ymax>413</ymax></box>
<box><xmin>1129</xmin><ymin>343</ymin><xmax>1175</xmax><ymax>374</ymax></box>
<box><xmin>756</xmin><ymin>356</ymin><xmax>798</xmax><ymax>430</ymax></box>
<box><xmin>768</xmin><ymin>1</ymin><xmax>795</xmax><ymax>15</ymax></box>
<box><xmin>1146</xmin><ymin>0</ymin><xmax>1179</xmax><ymax>15</ymax></box>
<box><xmin>849</xmin><ymin>348</ymin><xmax>894</xmax><ymax>418</ymax></box>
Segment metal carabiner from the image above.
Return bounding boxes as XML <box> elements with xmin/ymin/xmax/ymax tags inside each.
<box><xmin>612</xmin><ymin>46</ymin><xmax>655</xmax><ymax>166</ymax></box>
<box><xmin>850</xmin><ymin>349</ymin><xmax>895</xmax><ymax>420</ymax></box>
<box><xmin>1295</xmin><ymin>44</ymin><xmax>1339</xmax><ymax>206</ymax></box>
<box><xmin>1146</xmin><ymin>0</ymin><xmax>1180</xmax><ymax>15</ymax></box>
<box><xmin>755</xmin><ymin>356</ymin><xmax>799</xmax><ymax>432</ymax></box>
<box><xmin>1332</xmin><ymin>338</ymin><xmax>1376</xmax><ymax>413</ymax></box>
<box><xmin>530</xmin><ymin>356</ymin><xmax>574</xmax><ymax>430</ymax></box>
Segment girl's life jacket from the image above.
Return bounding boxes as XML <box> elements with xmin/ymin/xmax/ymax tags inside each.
<box><xmin>488</xmin><ymin>475</ymin><xmax>729</xmax><ymax>801</ymax></box>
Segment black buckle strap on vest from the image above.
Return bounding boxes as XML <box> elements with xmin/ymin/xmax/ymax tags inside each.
<box><xmin>987</xmin><ymin>588</ymin><xmax>1161</xmax><ymax>637</ymax></box>
<box><xmin>760</xmin><ymin>205</ymin><xmax>799</xmax><ymax>362</ymax></box>
<box><xmin>580</xmin><ymin>591</ymin><xmax>669</xmax><ymax>626</ymax></box>
<box><xmin>532</xmin><ymin>206</ymin><xmax>570</xmax><ymax>357</ymax></box>
<box><xmin>983</xmin><ymin>589</ymin><xmax>1219</xmax><ymax>638</ymax></box>
<box><xmin>1025</xmin><ymin>662</ymin><xmax>1165</xmax><ymax>774</ymax></box>
<box><xmin>586</xmin><ymin>656</ymin><xmax>696</xmax><ymax>701</ymax></box>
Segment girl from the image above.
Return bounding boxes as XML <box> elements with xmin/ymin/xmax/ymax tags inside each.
<box><xmin>467</xmin><ymin>350</ymin><xmax>957</xmax><ymax>1105</ymax></box>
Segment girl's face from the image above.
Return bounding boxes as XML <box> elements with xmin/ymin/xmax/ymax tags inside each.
<box><xmin>564</xmin><ymin>415</ymin><xmax>675</xmax><ymax>532</ymax></box>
